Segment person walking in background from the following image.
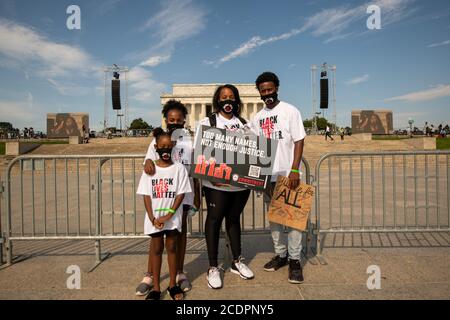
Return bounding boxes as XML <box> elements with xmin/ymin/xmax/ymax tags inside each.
<box><xmin>325</xmin><ymin>125</ymin><xmax>334</xmax><ymax>141</ymax></box>
<box><xmin>339</xmin><ymin>127</ymin><xmax>345</xmax><ymax>141</ymax></box>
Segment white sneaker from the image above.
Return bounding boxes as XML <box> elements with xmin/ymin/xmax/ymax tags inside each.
<box><xmin>230</xmin><ymin>257</ymin><xmax>254</xmax><ymax>280</ymax></box>
<box><xmin>206</xmin><ymin>267</ymin><xmax>223</xmax><ymax>289</ymax></box>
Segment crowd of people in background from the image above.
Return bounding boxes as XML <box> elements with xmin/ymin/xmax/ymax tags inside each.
<box><xmin>0</xmin><ymin>127</ymin><xmax>45</xmax><ymax>140</ymax></box>
<box><xmin>424</xmin><ymin>122</ymin><xmax>449</xmax><ymax>138</ymax></box>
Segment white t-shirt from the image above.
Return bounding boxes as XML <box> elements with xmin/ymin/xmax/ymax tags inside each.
<box><xmin>197</xmin><ymin>113</ymin><xmax>247</xmax><ymax>192</ymax></box>
<box><xmin>250</xmin><ymin>101</ymin><xmax>306</xmax><ymax>182</ymax></box>
<box><xmin>144</xmin><ymin>129</ymin><xmax>194</xmax><ymax>206</ymax></box>
<box><xmin>136</xmin><ymin>162</ymin><xmax>192</xmax><ymax>235</ymax></box>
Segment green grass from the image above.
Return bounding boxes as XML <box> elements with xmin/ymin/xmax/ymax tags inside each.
<box><xmin>0</xmin><ymin>140</ymin><xmax>68</xmax><ymax>155</ymax></box>
<box><xmin>372</xmin><ymin>135</ymin><xmax>415</xmax><ymax>140</ymax></box>
<box><xmin>27</xmin><ymin>140</ymin><xmax>68</xmax><ymax>145</ymax></box>
<box><xmin>437</xmin><ymin>137</ymin><xmax>450</xmax><ymax>150</ymax></box>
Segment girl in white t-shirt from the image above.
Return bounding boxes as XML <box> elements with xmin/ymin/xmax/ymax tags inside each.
<box><xmin>136</xmin><ymin>100</ymin><xmax>200</xmax><ymax>296</ymax></box>
<box><xmin>136</xmin><ymin>128</ymin><xmax>192</xmax><ymax>300</ymax></box>
<box><xmin>196</xmin><ymin>84</ymin><xmax>254</xmax><ymax>290</ymax></box>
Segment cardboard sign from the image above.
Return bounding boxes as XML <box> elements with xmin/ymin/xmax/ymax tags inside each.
<box><xmin>190</xmin><ymin>125</ymin><xmax>277</xmax><ymax>191</ymax></box>
<box><xmin>267</xmin><ymin>176</ymin><xmax>315</xmax><ymax>231</ymax></box>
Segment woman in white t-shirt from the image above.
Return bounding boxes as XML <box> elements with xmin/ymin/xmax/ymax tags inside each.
<box><xmin>136</xmin><ymin>128</ymin><xmax>192</xmax><ymax>300</ymax></box>
<box><xmin>197</xmin><ymin>84</ymin><xmax>254</xmax><ymax>289</ymax></box>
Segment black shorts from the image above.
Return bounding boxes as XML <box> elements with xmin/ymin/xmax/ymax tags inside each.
<box><xmin>149</xmin><ymin>229</ymin><xmax>180</xmax><ymax>238</ymax></box>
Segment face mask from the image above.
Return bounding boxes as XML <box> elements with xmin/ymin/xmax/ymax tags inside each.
<box><xmin>261</xmin><ymin>92</ymin><xmax>278</xmax><ymax>106</ymax></box>
<box><xmin>218</xmin><ymin>100</ymin><xmax>238</xmax><ymax>114</ymax></box>
<box><xmin>156</xmin><ymin>147</ymin><xmax>172</xmax><ymax>161</ymax></box>
<box><xmin>167</xmin><ymin>123</ymin><xmax>184</xmax><ymax>132</ymax></box>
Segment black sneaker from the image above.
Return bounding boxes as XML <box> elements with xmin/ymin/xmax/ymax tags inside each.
<box><xmin>288</xmin><ymin>259</ymin><xmax>304</xmax><ymax>284</ymax></box>
<box><xmin>263</xmin><ymin>255</ymin><xmax>288</xmax><ymax>272</ymax></box>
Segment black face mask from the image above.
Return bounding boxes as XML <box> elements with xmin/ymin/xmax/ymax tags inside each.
<box><xmin>218</xmin><ymin>100</ymin><xmax>238</xmax><ymax>114</ymax></box>
<box><xmin>167</xmin><ymin>123</ymin><xmax>184</xmax><ymax>132</ymax></box>
<box><xmin>156</xmin><ymin>147</ymin><xmax>172</xmax><ymax>161</ymax></box>
<box><xmin>261</xmin><ymin>92</ymin><xmax>278</xmax><ymax>106</ymax></box>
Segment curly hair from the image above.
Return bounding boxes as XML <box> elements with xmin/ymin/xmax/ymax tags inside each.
<box><xmin>152</xmin><ymin>127</ymin><xmax>171</xmax><ymax>142</ymax></box>
<box><xmin>162</xmin><ymin>99</ymin><xmax>188</xmax><ymax>119</ymax></box>
<box><xmin>255</xmin><ymin>71</ymin><xmax>280</xmax><ymax>88</ymax></box>
<box><xmin>212</xmin><ymin>84</ymin><xmax>242</xmax><ymax>116</ymax></box>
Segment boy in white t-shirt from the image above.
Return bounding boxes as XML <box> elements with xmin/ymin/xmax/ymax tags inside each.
<box><xmin>250</xmin><ymin>71</ymin><xmax>306</xmax><ymax>284</ymax></box>
<box><xmin>136</xmin><ymin>128</ymin><xmax>192</xmax><ymax>300</ymax></box>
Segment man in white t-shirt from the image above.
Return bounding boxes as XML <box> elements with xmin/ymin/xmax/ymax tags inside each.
<box><xmin>250</xmin><ymin>71</ymin><xmax>306</xmax><ymax>284</ymax></box>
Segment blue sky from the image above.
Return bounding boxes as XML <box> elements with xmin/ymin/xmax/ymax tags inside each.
<box><xmin>0</xmin><ymin>0</ymin><xmax>450</xmax><ymax>132</ymax></box>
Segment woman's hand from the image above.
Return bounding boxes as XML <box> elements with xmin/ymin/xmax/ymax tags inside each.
<box><xmin>212</xmin><ymin>182</ymin><xmax>231</xmax><ymax>187</ymax></box>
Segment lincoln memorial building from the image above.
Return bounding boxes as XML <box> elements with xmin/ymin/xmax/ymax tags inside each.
<box><xmin>160</xmin><ymin>84</ymin><xmax>265</xmax><ymax>130</ymax></box>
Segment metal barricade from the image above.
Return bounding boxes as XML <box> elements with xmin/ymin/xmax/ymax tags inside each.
<box><xmin>313</xmin><ymin>151</ymin><xmax>450</xmax><ymax>255</ymax></box>
<box><xmin>2</xmin><ymin>154</ymin><xmax>312</xmax><ymax>270</ymax></box>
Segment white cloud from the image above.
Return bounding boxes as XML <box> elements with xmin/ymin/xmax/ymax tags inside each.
<box><xmin>27</xmin><ymin>92</ymin><xmax>33</xmax><ymax>110</ymax></box>
<box><xmin>140</xmin><ymin>54</ymin><xmax>171</xmax><ymax>67</ymax></box>
<box><xmin>207</xmin><ymin>0</ymin><xmax>415</xmax><ymax>65</ymax></box>
<box><xmin>128</xmin><ymin>66</ymin><xmax>166</xmax><ymax>102</ymax></box>
<box><xmin>346</xmin><ymin>74</ymin><xmax>370</xmax><ymax>85</ymax></box>
<box><xmin>0</xmin><ymin>19</ymin><xmax>96</xmax><ymax>77</ymax></box>
<box><xmin>96</xmin><ymin>0</ymin><xmax>122</xmax><ymax>15</ymax></box>
<box><xmin>135</xmin><ymin>0</ymin><xmax>207</xmax><ymax>67</ymax></box>
<box><xmin>47</xmin><ymin>78</ymin><xmax>94</xmax><ymax>96</ymax></box>
<box><xmin>211</xmin><ymin>29</ymin><xmax>302</xmax><ymax>66</ymax></box>
<box><xmin>428</xmin><ymin>39</ymin><xmax>450</xmax><ymax>48</ymax></box>
<box><xmin>0</xmin><ymin>97</ymin><xmax>45</xmax><ymax>129</ymax></box>
<box><xmin>140</xmin><ymin>0</ymin><xmax>206</xmax><ymax>50</ymax></box>
<box><xmin>385</xmin><ymin>84</ymin><xmax>450</xmax><ymax>102</ymax></box>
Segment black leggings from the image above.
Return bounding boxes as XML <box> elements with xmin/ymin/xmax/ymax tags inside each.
<box><xmin>203</xmin><ymin>187</ymin><xmax>251</xmax><ymax>267</ymax></box>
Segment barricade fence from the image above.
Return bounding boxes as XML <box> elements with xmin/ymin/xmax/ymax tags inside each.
<box><xmin>314</xmin><ymin>151</ymin><xmax>450</xmax><ymax>254</ymax></box>
<box><xmin>0</xmin><ymin>154</ymin><xmax>311</xmax><ymax>270</ymax></box>
<box><xmin>2</xmin><ymin>152</ymin><xmax>449</xmax><ymax>268</ymax></box>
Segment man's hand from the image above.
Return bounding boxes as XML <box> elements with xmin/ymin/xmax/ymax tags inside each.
<box><xmin>288</xmin><ymin>171</ymin><xmax>300</xmax><ymax>190</ymax></box>
<box><xmin>144</xmin><ymin>159</ymin><xmax>156</xmax><ymax>175</ymax></box>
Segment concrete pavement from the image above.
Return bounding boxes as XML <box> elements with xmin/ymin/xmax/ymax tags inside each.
<box><xmin>1</xmin><ymin>233</ymin><xmax>449</xmax><ymax>300</ymax></box>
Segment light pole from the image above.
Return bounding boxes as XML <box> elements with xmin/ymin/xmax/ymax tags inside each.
<box><xmin>408</xmin><ymin>118</ymin><xmax>414</xmax><ymax>138</ymax></box>
<box><xmin>311</xmin><ymin>65</ymin><xmax>318</xmax><ymax>134</ymax></box>
<box><xmin>315</xmin><ymin>111</ymin><xmax>322</xmax><ymax>133</ymax></box>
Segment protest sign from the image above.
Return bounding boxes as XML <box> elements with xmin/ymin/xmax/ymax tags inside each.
<box><xmin>190</xmin><ymin>125</ymin><xmax>277</xmax><ymax>191</ymax></box>
<box><xmin>267</xmin><ymin>176</ymin><xmax>315</xmax><ymax>231</ymax></box>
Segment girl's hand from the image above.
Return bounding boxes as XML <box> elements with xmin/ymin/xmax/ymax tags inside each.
<box><xmin>154</xmin><ymin>219</ymin><xmax>164</xmax><ymax>229</ymax></box>
<box><xmin>158</xmin><ymin>214</ymin><xmax>173</xmax><ymax>224</ymax></box>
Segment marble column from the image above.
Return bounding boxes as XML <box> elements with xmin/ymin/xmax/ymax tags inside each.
<box><xmin>201</xmin><ymin>103</ymin><xmax>206</xmax><ymax>119</ymax></box>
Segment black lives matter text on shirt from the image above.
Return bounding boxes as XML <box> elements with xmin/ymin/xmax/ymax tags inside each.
<box><xmin>151</xmin><ymin>178</ymin><xmax>176</xmax><ymax>198</ymax></box>
<box><xmin>259</xmin><ymin>115</ymin><xmax>284</xmax><ymax>140</ymax></box>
